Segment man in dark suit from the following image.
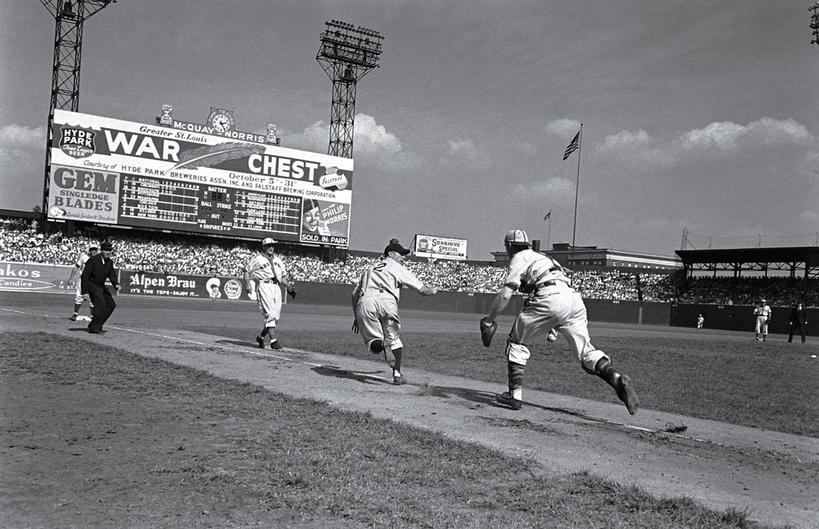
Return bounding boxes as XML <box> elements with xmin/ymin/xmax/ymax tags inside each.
<box><xmin>788</xmin><ymin>303</ymin><xmax>808</xmax><ymax>344</ymax></box>
<box><xmin>81</xmin><ymin>240</ymin><xmax>120</xmax><ymax>334</ymax></box>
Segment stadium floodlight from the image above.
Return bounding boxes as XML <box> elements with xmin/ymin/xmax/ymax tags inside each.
<box><xmin>316</xmin><ymin>20</ymin><xmax>384</xmax><ymax>158</ymax></box>
<box><xmin>811</xmin><ymin>2</ymin><xmax>819</xmax><ymax>45</ymax></box>
<box><xmin>39</xmin><ymin>0</ymin><xmax>116</xmax><ymax>226</ymax></box>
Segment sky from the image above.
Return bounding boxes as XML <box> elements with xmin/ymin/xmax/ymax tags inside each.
<box><xmin>1</xmin><ymin>0</ymin><xmax>818</xmax><ymax>260</ymax></box>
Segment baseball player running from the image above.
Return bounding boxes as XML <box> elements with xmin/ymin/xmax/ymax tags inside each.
<box><xmin>67</xmin><ymin>245</ymin><xmax>99</xmax><ymax>321</ymax></box>
<box><xmin>243</xmin><ymin>237</ymin><xmax>296</xmax><ymax>350</ymax></box>
<box><xmin>481</xmin><ymin>229</ymin><xmax>639</xmax><ymax>414</ymax></box>
<box><xmin>754</xmin><ymin>298</ymin><xmax>772</xmax><ymax>341</ymax></box>
<box><xmin>351</xmin><ymin>239</ymin><xmax>438</xmax><ymax>385</ymax></box>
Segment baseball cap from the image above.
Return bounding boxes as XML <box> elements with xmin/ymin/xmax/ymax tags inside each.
<box><xmin>504</xmin><ymin>229</ymin><xmax>531</xmax><ymax>246</ymax></box>
<box><xmin>261</xmin><ymin>237</ymin><xmax>276</xmax><ymax>246</ymax></box>
<box><xmin>384</xmin><ymin>240</ymin><xmax>411</xmax><ymax>256</ymax></box>
<box><xmin>100</xmin><ymin>241</ymin><xmax>113</xmax><ymax>251</ymax></box>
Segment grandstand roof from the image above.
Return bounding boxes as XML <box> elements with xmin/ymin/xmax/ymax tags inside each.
<box><xmin>675</xmin><ymin>246</ymin><xmax>819</xmax><ymax>278</ymax></box>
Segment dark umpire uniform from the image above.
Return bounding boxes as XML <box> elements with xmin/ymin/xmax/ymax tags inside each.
<box><xmin>81</xmin><ymin>241</ymin><xmax>120</xmax><ymax>334</ymax></box>
<box><xmin>788</xmin><ymin>303</ymin><xmax>808</xmax><ymax>343</ymax></box>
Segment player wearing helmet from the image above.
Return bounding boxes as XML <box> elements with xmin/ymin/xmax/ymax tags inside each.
<box><xmin>482</xmin><ymin>229</ymin><xmax>639</xmax><ymax>414</ymax></box>
<box><xmin>243</xmin><ymin>237</ymin><xmax>296</xmax><ymax>350</ymax></box>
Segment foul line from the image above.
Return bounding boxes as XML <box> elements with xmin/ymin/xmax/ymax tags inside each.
<box><xmin>1</xmin><ymin>306</ymin><xmax>700</xmax><ymax>441</ymax></box>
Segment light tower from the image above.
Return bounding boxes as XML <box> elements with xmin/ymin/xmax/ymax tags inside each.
<box><xmin>811</xmin><ymin>2</ymin><xmax>819</xmax><ymax>45</ymax></box>
<box><xmin>316</xmin><ymin>20</ymin><xmax>383</xmax><ymax>158</ymax></box>
<box><xmin>39</xmin><ymin>0</ymin><xmax>116</xmax><ymax>225</ymax></box>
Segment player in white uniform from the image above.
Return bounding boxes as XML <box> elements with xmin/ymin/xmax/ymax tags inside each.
<box><xmin>483</xmin><ymin>229</ymin><xmax>639</xmax><ymax>414</ymax></box>
<box><xmin>67</xmin><ymin>245</ymin><xmax>99</xmax><ymax>321</ymax></box>
<box><xmin>754</xmin><ymin>299</ymin><xmax>772</xmax><ymax>341</ymax></box>
<box><xmin>351</xmin><ymin>240</ymin><xmax>438</xmax><ymax>385</ymax></box>
<box><xmin>243</xmin><ymin>237</ymin><xmax>296</xmax><ymax>350</ymax></box>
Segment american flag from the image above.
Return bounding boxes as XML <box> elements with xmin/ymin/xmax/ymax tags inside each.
<box><xmin>543</xmin><ymin>210</ymin><xmax>551</xmax><ymax>220</ymax></box>
<box><xmin>563</xmin><ymin>130</ymin><xmax>581</xmax><ymax>160</ymax></box>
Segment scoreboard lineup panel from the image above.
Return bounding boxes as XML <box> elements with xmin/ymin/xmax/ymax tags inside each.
<box><xmin>118</xmin><ymin>174</ymin><xmax>305</xmax><ymax>240</ymax></box>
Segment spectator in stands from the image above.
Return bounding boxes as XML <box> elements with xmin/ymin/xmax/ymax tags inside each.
<box><xmin>788</xmin><ymin>303</ymin><xmax>807</xmax><ymax>344</ymax></box>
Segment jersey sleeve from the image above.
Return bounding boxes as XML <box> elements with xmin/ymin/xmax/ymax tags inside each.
<box><xmin>395</xmin><ymin>264</ymin><xmax>425</xmax><ymax>292</ymax></box>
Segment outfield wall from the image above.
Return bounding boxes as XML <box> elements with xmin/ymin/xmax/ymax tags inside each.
<box><xmin>2</xmin><ymin>263</ymin><xmax>815</xmax><ymax>336</ymax></box>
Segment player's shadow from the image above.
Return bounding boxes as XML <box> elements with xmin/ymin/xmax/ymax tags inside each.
<box><xmin>216</xmin><ymin>339</ymin><xmax>261</xmax><ymax>348</ymax></box>
<box><xmin>312</xmin><ymin>365</ymin><xmax>390</xmax><ymax>385</ymax></box>
<box><xmin>417</xmin><ymin>384</ymin><xmax>503</xmax><ymax>408</ymax></box>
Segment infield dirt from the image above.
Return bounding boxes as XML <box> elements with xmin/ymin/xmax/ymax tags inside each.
<box><xmin>1</xmin><ymin>292</ymin><xmax>817</xmax><ymax>528</ymax></box>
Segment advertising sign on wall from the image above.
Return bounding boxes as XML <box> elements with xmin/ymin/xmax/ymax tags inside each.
<box><xmin>120</xmin><ymin>271</ymin><xmax>255</xmax><ymax>300</ymax></box>
<box><xmin>0</xmin><ymin>261</ymin><xmax>74</xmax><ymax>292</ymax></box>
<box><xmin>412</xmin><ymin>234</ymin><xmax>468</xmax><ymax>261</ymax></box>
<box><xmin>48</xmin><ymin>110</ymin><xmax>353</xmax><ymax>247</ymax></box>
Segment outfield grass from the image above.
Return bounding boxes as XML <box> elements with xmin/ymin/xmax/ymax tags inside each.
<box><xmin>1</xmin><ymin>332</ymin><xmax>781</xmax><ymax>529</ymax></box>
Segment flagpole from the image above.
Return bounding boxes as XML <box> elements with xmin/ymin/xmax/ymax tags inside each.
<box><xmin>547</xmin><ymin>216</ymin><xmax>551</xmax><ymax>251</ymax></box>
<box><xmin>570</xmin><ymin>123</ymin><xmax>583</xmax><ymax>268</ymax></box>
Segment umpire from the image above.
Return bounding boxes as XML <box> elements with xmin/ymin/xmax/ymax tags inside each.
<box><xmin>81</xmin><ymin>240</ymin><xmax>120</xmax><ymax>334</ymax></box>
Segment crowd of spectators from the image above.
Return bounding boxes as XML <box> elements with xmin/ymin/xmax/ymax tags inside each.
<box><xmin>1</xmin><ymin>223</ymin><xmax>814</xmax><ymax>306</ymax></box>
<box><xmin>677</xmin><ymin>277</ymin><xmax>818</xmax><ymax>308</ymax></box>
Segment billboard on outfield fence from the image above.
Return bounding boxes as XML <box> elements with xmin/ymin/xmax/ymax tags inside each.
<box><xmin>47</xmin><ymin>109</ymin><xmax>353</xmax><ymax>247</ymax></box>
<box><xmin>412</xmin><ymin>234</ymin><xmax>468</xmax><ymax>261</ymax></box>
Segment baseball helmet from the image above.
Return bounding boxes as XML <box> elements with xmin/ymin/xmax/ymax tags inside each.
<box><xmin>261</xmin><ymin>237</ymin><xmax>276</xmax><ymax>247</ymax></box>
<box><xmin>504</xmin><ymin>229</ymin><xmax>531</xmax><ymax>246</ymax></box>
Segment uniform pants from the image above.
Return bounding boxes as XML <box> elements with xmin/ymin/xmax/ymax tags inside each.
<box><xmin>788</xmin><ymin>325</ymin><xmax>806</xmax><ymax>343</ymax></box>
<box><xmin>257</xmin><ymin>281</ymin><xmax>282</xmax><ymax>329</ymax></box>
<box><xmin>87</xmin><ymin>283</ymin><xmax>115</xmax><ymax>332</ymax></box>
<box><xmin>755</xmin><ymin>316</ymin><xmax>769</xmax><ymax>336</ymax></box>
<box><xmin>355</xmin><ymin>293</ymin><xmax>403</xmax><ymax>353</ymax></box>
<box><xmin>507</xmin><ymin>284</ymin><xmax>607</xmax><ymax>373</ymax></box>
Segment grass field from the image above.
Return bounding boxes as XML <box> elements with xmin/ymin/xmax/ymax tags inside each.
<box><xmin>1</xmin><ymin>293</ymin><xmax>816</xmax><ymax>528</ymax></box>
<box><xmin>1</xmin><ymin>332</ymin><xmax>782</xmax><ymax>529</ymax></box>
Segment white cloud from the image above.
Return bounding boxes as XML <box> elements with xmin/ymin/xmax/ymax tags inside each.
<box><xmin>284</xmin><ymin>114</ymin><xmax>420</xmax><ymax>171</ymax></box>
<box><xmin>510</xmin><ymin>176</ymin><xmax>574</xmax><ymax>201</ymax></box>
<box><xmin>440</xmin><ymin>137</ymin><xmax>493</xmax><ymax>170</ymax></box>
<box><xmin>545</xmin><ymin>119</ymin><xmax>581</xmax><ymax>138</ymax></box>
<box><xmin>0</xmin><ymin>124</ymin><xmax>44</xmax><ymax>151</ymax></box>
<box><xmin>596</xmin><ymin>128</ymin><xmax>675</xmax><ymax>166</ymax></box>
<box><xmin>679</xmin><ymin>118</ymin><xmax>813</xmax><ymax>152</ymax></box>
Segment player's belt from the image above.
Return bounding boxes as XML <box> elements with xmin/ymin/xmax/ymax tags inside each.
<box><xmin>536</xmin><ymin>279</ymin><xmax>570</xmax><ymax>290</ymax></box>
<box><xmin>260</xmin><ymin>278</ymin><xmax>279</xmax><ymax>284</ymax></box>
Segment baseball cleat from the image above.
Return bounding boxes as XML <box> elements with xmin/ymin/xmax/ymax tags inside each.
<box><xmin>615</xmin><ymin>375</ymin><xmax>639</xmax><ymax>415</ymax></box>
<box><xmin>383</xmin><ymin>348</ymin><xmax>396</xmax><ymax>368</ymax></box>
<box><xmin>70</xmin><ymin>314</ymin><xmax>77</xmax><ymax>321</ymax></box>
<box><xmin>392</xmin><ymin>375</ymin><xmax>406</xmax><ymax>386</ymax></box>
<box><xmin>256</xmin><ymin>336</ymin><xmax>264</xmax><ymax>348</ymax></box>
<box><xmin>495</xmin><ymin>391</ymin><xmax>522</xmax><ymax>410</ymax></box>
<box><xmin>270</xmin><ymin>339</ymin><xmax>282</xmax><ymax>350</ymax></box>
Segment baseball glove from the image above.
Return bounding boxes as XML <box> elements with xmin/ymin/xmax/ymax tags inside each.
<box><xmin>287</xmin><ymin>285</ymin><xmax>297</xmax><ymax>299</ymax></box>
<box><xmin>480</xmin><ymin>317</ymin><xmax>497</xmax><ymax>347</ymax></box>
<box><xmin>518</xmin><ymin>280</ymin><xmax>535</xmax><ymax>294</ymax></box>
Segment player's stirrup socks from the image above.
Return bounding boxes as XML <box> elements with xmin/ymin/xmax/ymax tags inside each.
<box><xmin>392</xmin><ymin>348</ymin><xmax>402</xmax><ymax>372</ymax></box>
<box><xmin>507</xmin><ymin>361</ymin><xmax>525</xmax><ymax>391</ymax></box>
<box><xmin>594</xmin><ymin>358</ymin><xmax>619</xmax><ymax>387</ymax></box>
<box><xmin>259</xmin><ymin>327</ymin><xmax>270</xmax><ymax>337</ymax></box>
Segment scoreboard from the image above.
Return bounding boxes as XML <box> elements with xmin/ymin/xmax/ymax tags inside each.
<box><xmin>47</xmin><ymin>110</ymin><xmax>353</xmax><ymax>247</ymax></box>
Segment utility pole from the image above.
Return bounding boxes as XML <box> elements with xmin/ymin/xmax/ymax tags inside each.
<box><xmin>39</xmin><ymin>0</ymin><xmax>116</xmax><ymax>228</ymax></box>
<box><xmin>316</xmin><ymin>20</ymin><xmax>383</xmax><ymax>158</ymax></box>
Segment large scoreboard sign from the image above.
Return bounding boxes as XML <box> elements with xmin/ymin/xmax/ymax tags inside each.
<box><xmin>47</xmin><ymin>109</ymin><xmax>353</xmax><ymax>247</ymax></box>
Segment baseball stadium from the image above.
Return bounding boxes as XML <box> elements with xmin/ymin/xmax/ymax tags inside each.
<box><xmin>2</xmin><ymin>3</ymin><xmax>819</xmax><ymax>529</ymax></box>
